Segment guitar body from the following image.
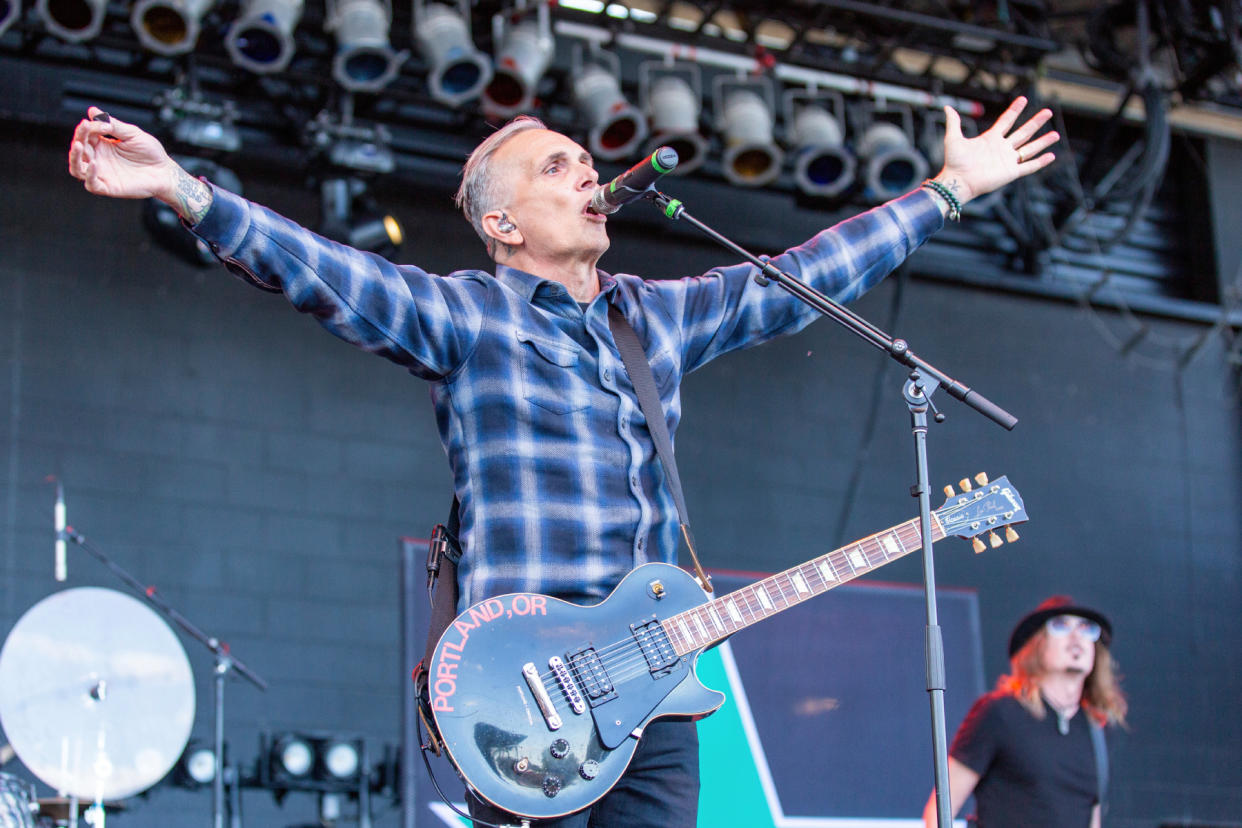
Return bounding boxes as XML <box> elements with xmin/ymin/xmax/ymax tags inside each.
<box><xmin>428</xmin><ymin>562</ymin><xmax>724</xmax><ymax>819</ymax></box>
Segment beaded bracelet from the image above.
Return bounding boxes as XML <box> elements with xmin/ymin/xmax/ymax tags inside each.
<box><xmin>921</xmin><ymin>179</ymin><xmax>962</xmax><ymax>221</ymax></box>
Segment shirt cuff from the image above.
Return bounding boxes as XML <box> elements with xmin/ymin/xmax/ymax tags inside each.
<box><xmin>184</xmin><ymin>181</ymin><xmax>253</xmax><ymax>262</ymax></box>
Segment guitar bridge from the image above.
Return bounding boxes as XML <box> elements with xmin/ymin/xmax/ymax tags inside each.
<box><xmin>549</xmin><ymin>656</ymin><xmax>585</xmax><ymax>715</ymax></box>
<box><xmin>566</xmin><ymin>646</ymin><xmax>616</xmax><ymax>707</ymax></box>
<box><xmin>631</xmin><ymin>618</ymin><xmax>679</xmax><ymax>676</ymax></box>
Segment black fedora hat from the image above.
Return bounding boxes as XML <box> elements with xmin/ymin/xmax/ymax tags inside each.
<box><xmin>1008</xmin><ymin>595</ymin><xmax>1113</xmax><ymax>657</ymax></box>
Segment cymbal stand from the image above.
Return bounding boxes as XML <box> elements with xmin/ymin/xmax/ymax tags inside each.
<box><xmin>61</xmin><ymin>525</ymin><xmax>268</xmax><ymax>828</ymax></box>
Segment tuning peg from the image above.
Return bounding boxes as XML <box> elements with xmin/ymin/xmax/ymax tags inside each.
<box><xmin>959</xmin><ymin>478</ymin><xmax>973</xmax><ymax>492</ymax></box>
<box><xmin>972</xmin><ymin>537</ymin><xmax>986</xmax><ymax>554</ymax></box>
<box><xmin>1005</xmin><ymin>526</ymin><xmax>1019</xmax><ymax>543</ymax></box>
<box><xmin>989</xmin><ymin>531</ymin><xmax>1003</xmax><ymax>548</ymax></box>
<box><xmin>974</xmin><ymin>472</ymin><xmax>989</xmax><ymax>486</ymax></box>
<box><xmin>943</xmin><ymin>485</ymin><xmax>956</xmax><ymax>498</ymax></box>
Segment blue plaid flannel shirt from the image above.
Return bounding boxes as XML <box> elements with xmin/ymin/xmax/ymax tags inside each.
<box><xmin>191</xmin><ymin>185</ymin><xmax>943</xmax><ymax>610</ymax></box>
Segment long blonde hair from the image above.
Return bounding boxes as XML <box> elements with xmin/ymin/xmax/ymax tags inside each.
<box><xmin>997</xmin><ymin>628</ymin><xmax>1129</xmax><ymax>727</ymax></box>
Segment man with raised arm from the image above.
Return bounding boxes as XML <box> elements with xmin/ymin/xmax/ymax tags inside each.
<box><xmin>70</xmin><ymin>99</ymin><xmax>1057</xmax><ymax>828</ymax></box>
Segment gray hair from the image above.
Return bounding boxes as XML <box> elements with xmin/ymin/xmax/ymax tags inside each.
<box><xmin>455</xmin><ymin>116</ymin><xmax>547</xmax><ymax>257</ymax></box>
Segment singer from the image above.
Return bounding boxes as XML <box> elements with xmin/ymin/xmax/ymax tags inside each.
<box><xmin>69</xmin><ymin>100</ymin><xmax>1057</xmax><ymax>828</ymax></box>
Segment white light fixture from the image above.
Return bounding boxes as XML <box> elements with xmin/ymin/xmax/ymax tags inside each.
<box><xmin>129</xmin><ymin>0</ymin><xmax>215</xmax><ymax>55</ymax></box>
<box><xmin>715</xmin><ymin>76</ymin><xmax>783</xmax><ymax>188</ymax></box>
<box><xmin>413</xmin><ymin>0</ymin><xmax>492</xmax><ymax>107</ymax></box>
<box><xmin>857</xmin><ymin>102</ymin><xmax>928</xmax><ymax>203</ymax></box>
<box><xmin>572</xmin><ymin>48</ymin><xmax>646</xmax><ymax>161</ymax></box>
<box><xmin>326</xmin><ymin>0</ymin><xmax>406</xmax><ymax>93</ymax></box>
<box><xmin>1</xmin><ymin>0</ymin><xmax>20</xmax><ymax>38</ymax></box>
<box><xmin>483</xmin><ymin>4</ymin><xmax>553</xmax><ymax>117</ymax></box>
<box><xmin>639</xmin><ymin>61</ymin><xmax>707</xmax><ymax>175</ymax></box>
<box><xmin>35</xmin><ymin>0</ymin><xmax>107</xmax><ymax>41</ymax></box>
<box><xmin>225</xmin><ymin>0</ymin><xmax>304</xmax><ymax>73</ymax></box>
<box><xmin>785</xmin><ymin>89</ymin><xmax>855</xmax><ymax>199</ymax></box>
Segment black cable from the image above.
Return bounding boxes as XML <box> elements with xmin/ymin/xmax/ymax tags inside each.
<box><xmin>413</xmin><ymin>708</ymin><xmax>511</xmax><ymax>828</ymax></box>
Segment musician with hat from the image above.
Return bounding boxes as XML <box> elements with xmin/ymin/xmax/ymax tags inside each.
<box><xmin>921</xmin><ymin>595</ymin><xmax>1129</xmax><ymax>827</ymax></box>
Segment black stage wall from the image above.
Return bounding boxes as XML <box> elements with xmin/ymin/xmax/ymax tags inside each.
<box><xmin>0</xmin><ymin>125</ymin><xmax>1239</xmax><ymax>826</ymax></box>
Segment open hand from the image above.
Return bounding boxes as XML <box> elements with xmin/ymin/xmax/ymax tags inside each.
<box><xmin>935</xmin><ymin>96</ymin><xmax>1059</xmax><ymax>206</ymax></box>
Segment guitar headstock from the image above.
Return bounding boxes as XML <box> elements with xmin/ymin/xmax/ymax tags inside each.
<box><xmin>934</xmin><ymin>472</ymin><xmax>1028</xmax><ymax>553</ymax></box>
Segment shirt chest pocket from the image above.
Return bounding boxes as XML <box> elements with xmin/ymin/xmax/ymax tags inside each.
<box><xmin>516</xmin><ymin>330</ymin><xmax>592</xmax><ymax>415</ymax></box>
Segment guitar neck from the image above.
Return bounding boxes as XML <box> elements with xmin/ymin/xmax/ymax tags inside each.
<box><xmin>662</xmin><ymin>514</ymin><xmax>946</xmax><ymax>655</ymax></box>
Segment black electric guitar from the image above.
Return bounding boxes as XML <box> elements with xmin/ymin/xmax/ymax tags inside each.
<box><xmin>428</xmin><ymin>473</ymin><xmax>1027</xmax><ymax>819</ymax></box>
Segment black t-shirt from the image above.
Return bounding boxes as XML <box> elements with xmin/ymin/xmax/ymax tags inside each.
<box><xmin>950</xmin><ymin>691</ymin><xmax>1100</xmax><ymax>828</ymax></box>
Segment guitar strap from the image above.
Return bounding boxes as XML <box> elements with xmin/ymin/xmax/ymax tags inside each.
<box><xmin>607</xmin><ymin>305</ymin><xmax>712</xmax><ymax>593</ymax></box>
<box><xmin>414</xmin><ymin>498</ymin><xmax>461</xmax><ymax>755</ymax></box>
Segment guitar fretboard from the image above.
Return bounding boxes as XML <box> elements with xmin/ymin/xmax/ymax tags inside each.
<box><xmin>662</xmin><ymin>514</ymin><xmax>946</xmax><ymax>655</ymax></box>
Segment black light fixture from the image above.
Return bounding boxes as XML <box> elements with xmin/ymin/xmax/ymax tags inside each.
<box><xmin>261</xmin><ymin>732</ymin><xmax>367</xmax><ymax>793</ymax></box>
<box><xmin>318</xmin><ymin>177</ymin><xmax>404</xmax><ymax>260</ymax></box>
<box><xmin>172</xmin><ymin>741</ymin><xmax>219</xmax><ymax>789</ymax></box>
<box><xmin>142</xmin><ymin>157</ymin><xmax>243</xmax><ymax>267</ymax></box>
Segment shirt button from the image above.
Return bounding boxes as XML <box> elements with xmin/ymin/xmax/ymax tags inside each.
<box><xmin>603</xmin><ymin>369</ymin><xmax>612</xmax><ymax>382</ymax></box>
<box><xmin>637</xmin><ymin>538</ymin><xmax>645</xmax><ymax>549</ymax></box>
<box><xmin>630</xmin><ymin>475</ymin><xmax>639</xmax><ymax>487</ymax></box>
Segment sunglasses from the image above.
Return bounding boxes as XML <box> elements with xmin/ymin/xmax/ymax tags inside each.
<box><xmin>1045</xmin><ymin>614</ymin><xmax>1102</xmax><ymax>642</ymax></box>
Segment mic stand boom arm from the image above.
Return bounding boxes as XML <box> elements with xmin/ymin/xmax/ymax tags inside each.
<box><xmin>645</xmin><ymin>188</ymin><xmax>1017</xmax><ymax>828</ymax></box>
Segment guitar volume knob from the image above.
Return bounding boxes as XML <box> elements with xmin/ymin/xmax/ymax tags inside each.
<box><xmin>579</xmin><ymin>759</ymin><xmax>600</xmax><ymax>780</ymax></box>
<box><xmin>542</xmin><ymin>775</ymin><xmax>562</xmax><ymax>797</ymax></box>
<box><xmin>549</xmin><ymin>738</ymin><xmax>570</xmax><ymax>759</ymax></box>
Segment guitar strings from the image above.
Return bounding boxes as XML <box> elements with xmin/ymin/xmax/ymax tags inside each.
<box><xmin>534</xmin><ymin>522</ymin><xmax>930</xmax><ymax>695</ymax></box>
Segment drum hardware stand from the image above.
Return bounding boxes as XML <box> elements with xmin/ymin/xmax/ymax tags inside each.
<box><xmin>59</xmin><ymin>519</ymin><xmax>268</xmax><ymax>828</ymax></box>
<box><xmin>644</xmin><ymin>187</ymin><xmax>1019</xmax><ymax>828</ymax></box>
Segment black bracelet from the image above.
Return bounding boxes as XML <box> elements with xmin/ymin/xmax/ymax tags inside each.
<box><xmin>921</xmin><ymin>179</ymin><xmax>962</xmax><ymax>221</ymax></box>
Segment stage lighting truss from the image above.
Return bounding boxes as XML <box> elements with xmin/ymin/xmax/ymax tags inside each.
<box><xmin>1</xmin><ymin>0</ymin><xmax>20</xmax><ymax>38</ymax></box>
<box><xmin>784</xmin><ymin>88</ymin><xmax>856</xmax><ymax>201</ymax></box>
<box><xmin>482</xmin><ymin>1</ymin><xmax>553</xmax><ymax>118</ymax></box>
<box><xmin>572</xmin><ymin>45</ymin><xmax>647</xmax><ymax>162</ymax></box>
<box><xmin>325</xmin><ymin>0</ymin><xmax>407</xmax><ymax>93</ymax></box>
<box><xmin>35</xmin><ymin>0</ymin><xmax>106</xmax><ymax>42</ymax></box>
<box><xmin>261</xmin><ymin>732</ymin><xmax>369</xmax><ymax>794</ymax></box>
<box><xmin>856</xmin><ymin>101</ymin><xmax>929</xmax><ymax>204</ymax></box>
<box><xmin>413</xmin><ymin>0</ymin><xmax>492</xmax><ymax>107</ymax></box>
<box><xmin>638</xmin><ymin>61</ymin><xmax>708</xmax><ymax>175</ymax></box>
<box><xmin>225</xmin><ymin>0</ymin><xmax>304</xmax><ymax>74</ymax></box>
<box><xmin>306</xmin><ymin>107</ymin><xmax>395</xmax><ymax>175</ymax></box>
<box><xmin>714</xmin><ymin>74</ymin><xmax>784</xmax><ymax>188</ymax></box>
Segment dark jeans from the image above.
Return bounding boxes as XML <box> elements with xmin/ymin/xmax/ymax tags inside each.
<box><xmin>467</xmin><ymin>717</ymin><xmax>700</xmax><ymax>828</ymax></box>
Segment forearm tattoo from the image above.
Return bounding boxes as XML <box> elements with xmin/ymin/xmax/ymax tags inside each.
<box><xmin>172</xmin><ymin>166</ymin><xmax>213</xmax><ymax>224</ymax></box>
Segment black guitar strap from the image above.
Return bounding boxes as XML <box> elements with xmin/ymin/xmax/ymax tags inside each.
<box><xmin>1090</xmin><ymin>719</ymin><xmax>1109</xmax><ymax>816</ymax></box>
<box><xmin>415</xmin><ymin>497</ymin><xmax>461</xmax><ymax>755</ymax></box>
<box><xmin>607</xmin><ymin>305</ymin><xmax>712</xmax><ymax>593</ymax></box>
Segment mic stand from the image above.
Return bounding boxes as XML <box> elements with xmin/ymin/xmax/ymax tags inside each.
<box><xmin>645</xmin><ymin>189</ymin><xmax>1018</xmax><ymax>828</ymax></box>
<box><xmin>60</xmin><ymin>526</ymin><xmax>268</xmax><ymax>828</ymax></box>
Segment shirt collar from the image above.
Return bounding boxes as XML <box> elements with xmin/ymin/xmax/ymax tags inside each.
<box><xmin>494</xmin><ymin>264</ymin><xmax>619</xmax><ymax>305</ymax></box>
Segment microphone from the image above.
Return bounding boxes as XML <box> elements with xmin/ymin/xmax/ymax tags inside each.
<box><xmin>54</xmin><ymin>480</ymin><xmax>66</xmax><ymax>582</ymax></box>
<box><xmin>589</xmin><ymin>146</ymin><xmax>679</xmax><ymax>215</ymax></box>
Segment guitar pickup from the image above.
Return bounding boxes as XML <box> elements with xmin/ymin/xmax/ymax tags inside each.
<box><xmin>631</xmin><ymin>618</ymin><xmax>679</xmax><ymax>676</ymax></box>
<box><xmin>522</xmin><ymin>662</ymin><xmax>562</xmax><ymax>731</ymax></box>
<box><xmin>566</xmin><ymin>646</ymin><xmax>616</xmax><ymax>707</ymax></box>
<box><xmin>549</xmin><ymin>656</ymin><xmax>586</xmax><ymax>715</ymax></box>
